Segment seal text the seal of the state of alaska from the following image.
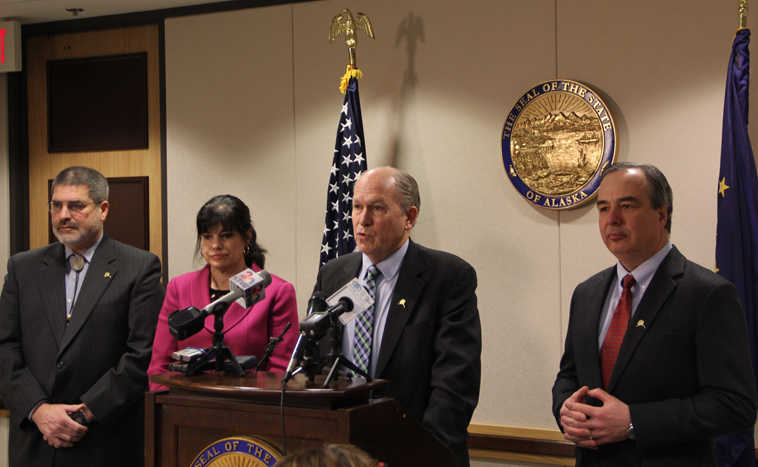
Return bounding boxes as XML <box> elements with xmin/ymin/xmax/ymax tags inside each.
<box><xmin>501</xmin><ymin>80</ymin><xmax>616</xmax><ymax>210</ymax></box>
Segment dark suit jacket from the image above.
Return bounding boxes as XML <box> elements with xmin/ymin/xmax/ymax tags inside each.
<box><xmin>314</xmin><ymin>241</ymin><xmax>482</xmax><ymax>467</ymax></box>
<box><xmin>552</xmin><ymin>247</ymin><xmax>756</xmax><ymax>467</ymax></box>
<box><xmin>0</xmin><ymin>236</ymin><xmax>164</xmax><ymax>467</ymax></box>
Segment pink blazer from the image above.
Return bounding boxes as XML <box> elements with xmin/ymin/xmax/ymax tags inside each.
<box><xmin>147</xmin><ymin>264</ymin><xmax>298</xmax><ymax>391</ymax></box>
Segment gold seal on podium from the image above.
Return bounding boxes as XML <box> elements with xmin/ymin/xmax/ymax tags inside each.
<box><xmin>190</xmin><ymin>436</ymin><xmax>283</xmax><ymax>467</ymax></box>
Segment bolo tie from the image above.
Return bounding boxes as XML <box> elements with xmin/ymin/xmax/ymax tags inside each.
<box><xmin>66</xmin><ymin>254</ymin><xmax>85</xmax><ymax>323</ymax></box>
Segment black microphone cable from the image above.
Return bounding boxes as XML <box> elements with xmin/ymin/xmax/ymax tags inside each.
<box><xmin>280</xmin><ymin>379</ymin><xmax>288</xmax><ymax>455</ymax></box>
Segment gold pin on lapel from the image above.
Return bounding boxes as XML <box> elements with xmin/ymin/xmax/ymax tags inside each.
<box><xmin>398</xmin><ymin>298</ymin><xmax>406</xmax><ymax>308</ymax></box>
<box><xmin>104</xmin><ymin>272</ymin><xmax>111</xmax><ymax>279</ymax></box>
<box><xmin>636</xmin><ymin>319</ymin><xmax>646</xmax><ymax>328</ymax></box>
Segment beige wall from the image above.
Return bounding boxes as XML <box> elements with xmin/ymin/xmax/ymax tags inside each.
<box><xmin>165</xmin><ymin>5</ymin><xmax>297</xmax><ymax>281</ymax></box>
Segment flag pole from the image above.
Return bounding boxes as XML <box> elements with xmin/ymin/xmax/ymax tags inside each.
<box><xmin>739</xmin><ymin>0</ymin><xmax>748</xmax><ymax>30</ymax></box>
<box><xmin>319</xmin><ymin>9</ymin><xmax>374</xmax><ymax>267</ymax></box>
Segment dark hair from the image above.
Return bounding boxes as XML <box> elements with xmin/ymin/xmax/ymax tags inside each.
<box><xmin>195</xmin><ymin>195</ymin><xmax>266</xmax><ymax>268</ymax></box>
<box><xmin>274</xmin><ymin>444</ymin><xmax>377</xmax><ymax>467</ymax></box>
<box><xmin>602</xmin><ymin>162</ymin><xmax>673</xmax><ymax>233</ymax></box>
<box><xmin>51</xmin><ymin>166</ymin><xmax>109</xmax><ymax>203</ymax></box>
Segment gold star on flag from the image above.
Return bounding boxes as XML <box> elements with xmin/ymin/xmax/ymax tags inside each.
<box><xmin>718</xmin><ymin>177</ymin><xmax>730</xmax><ymax>198</ymax></box>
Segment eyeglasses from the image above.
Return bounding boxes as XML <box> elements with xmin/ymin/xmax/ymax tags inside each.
<box><xmin>49</xmin><ymin>200</ymin><xmax>94</xmax><ymax>214</ymax></box>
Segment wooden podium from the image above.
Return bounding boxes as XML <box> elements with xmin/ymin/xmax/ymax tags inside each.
<box><xmin>146</xmin><ymin>372</ymin><xmax>455</xmax><ymax>467</ymax></box>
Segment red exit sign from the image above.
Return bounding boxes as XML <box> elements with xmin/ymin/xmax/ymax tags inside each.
<box><xmin>0</xmin><ymin>21</ymin><xmax>21</xmax><ymax>72</ymax></box>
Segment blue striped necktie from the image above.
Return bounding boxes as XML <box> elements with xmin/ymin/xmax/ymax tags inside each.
<box><xmin>353</xmin><ymin>265</ymin><xmax>380</xmax><ymax>375</ymax></box>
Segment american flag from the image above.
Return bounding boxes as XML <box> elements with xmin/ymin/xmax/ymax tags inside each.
<box><xmin>320</xmin><ymin>77</ymin><xmax>367</xmax><ymax>267</ymax></box>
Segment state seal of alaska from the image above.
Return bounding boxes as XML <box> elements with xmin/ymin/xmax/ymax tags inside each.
<box><xmin>501</xmin><ymin>79</ymin><xmax>616</xmax><ymax>210</ymax></box>
<box><xmin>189</xmin><ymin>436</ymin><xmax>283</xmax><ymax>467</ymax></box>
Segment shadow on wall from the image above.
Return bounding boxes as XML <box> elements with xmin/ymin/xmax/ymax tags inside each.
<box><xmin>387</xmin><ymin>11</ymin><xmax>425</xmax><ymax>169</ymax></box>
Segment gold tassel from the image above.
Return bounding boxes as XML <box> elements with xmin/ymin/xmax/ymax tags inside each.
<box><xmin>339</xmin><ymin>64</ymin><xmax>364</xmax><ymax>94</ymax></box>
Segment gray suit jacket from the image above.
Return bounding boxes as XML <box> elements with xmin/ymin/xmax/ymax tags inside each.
<box><xmin>0</xmin><ymin>236</ymin><xmax>164</xmax><ymax>467</ymax></box>
<box><xmin>314</xmin><ymin>241</ymin><xmax>481</xmax><ymax>467</ymax></box>
<box><xmin>552</xmin><ymin>247</ymin><xmax>756</xmax><ymax>466</ymax></box>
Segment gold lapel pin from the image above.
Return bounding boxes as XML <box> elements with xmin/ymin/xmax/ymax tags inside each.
<box><xmin>636</xmin><ymin>320</ymin><xmax>646</xmax><ymax>328</ymax></box>
<box><xmin>398</xmin><ymin>298</ymin><xmax>406</xmax><ymax>308</ymax></box>
<box><xmin>104</xmin><ymin>272</ymin><xmax>111</xmax><ymax>279</ymax></box>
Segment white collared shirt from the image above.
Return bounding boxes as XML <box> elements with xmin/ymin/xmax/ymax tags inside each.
<box><xmin>341</xmin><ymin>239</ymin><xmax>410</xmax><ymax>378</ymax></box>
<box><xmin>64</xmin><ymin>233</ymin><xmax>104</xmax><ymax>316</ymax></box>
<box><xmin>597</xmin><ymin>242</ymin><xmax>673</xmax><ymax>347</ymax></box>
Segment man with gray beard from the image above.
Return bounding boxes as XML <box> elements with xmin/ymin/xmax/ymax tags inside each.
<box><xmin>0</xmin><ymin>166</ymin><xmax>164</xmax><ymax>467</ymax></box>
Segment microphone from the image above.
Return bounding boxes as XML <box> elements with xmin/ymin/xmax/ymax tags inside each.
<box><xmin>284</xmin><ymin>292</ymin><xmax>328</xmax><ymax>381</ymax></box>
<box><xmin>307</xmin><ymin>292</ymin><xmax>329</xmax><ymax>316</ymax></box>
<box><xmin>203</xmin><ymin>269</ymin><xmax>272</xmax><ymax>313</ymax></box>
<box><xmin>299</xmin><ymin>297</ymin><xmax>353</xmax><ymax>339</ymax></box>
<box><xmin>324</xmin><ymin>297</ymin><xmax>354</xmax><ymax>317</ymax></box>
<box><xmin>168</xmin><ymin>269</ymin><xmax>272</xmax><ymax>340</ymax></box>
<box><xmin>168</xmin><ymin>306</ymin><xmax>205</xmax><ymax>340</ymax></box>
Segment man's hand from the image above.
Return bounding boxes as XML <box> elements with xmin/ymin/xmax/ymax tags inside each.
<box><xmin>560</xmin><ymin>387</ymin><xmax>632</xmax><ymax>447</ymax></box>
<box><xmin>579</xmin><ymin>388</ymin><xmax>632</xmax><ymax>445</ymax></box>
<box><xmin>559</xmin><ymin>386</ymin><xmax>598</xmax><ymax>449</ymax></box>
<box><xmin>31</xmin><ymin>403</ymin><xmax>88</xmax><ymax>448</ymax></box>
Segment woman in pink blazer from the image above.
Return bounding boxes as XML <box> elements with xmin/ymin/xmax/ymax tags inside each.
<box><xmin>148</xmin><ymin>195</ymin><xmax>298</xmax><ymax>391</ymax></box>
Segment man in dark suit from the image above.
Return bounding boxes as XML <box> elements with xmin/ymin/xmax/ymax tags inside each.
<box><xmin>314</xmin><ymin>167</ymin><xmax>481</xmax><ymax>467</ymax></box>
<box><xmin>552</xmin><ymin>162</ymin><xmax>756</xmax><ymax>466</ymax></box>
<box><xmin>0</xmin><ymin>166</ymin><xmax>164</xmax><ymax>467</ymax></box>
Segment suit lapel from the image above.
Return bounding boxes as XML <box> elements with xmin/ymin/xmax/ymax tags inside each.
<box><xmin>323</xmin><ymin>253</ymin><xmax>362</xmax><ymax>294</ymax></box>
<box><xmin>375</xmin><ymin>241</ymin><xmax>427</xmax><ymax>378</ymax></box>
<box><xmin>580</xmin><ymin>267</ymin><xmax>615</xmax><ymax>389</ymax></box>
<box><xmin>192</xmin><ymin>265</ymin><xmax>211</xmax><ymax>309</ymax></box>
<box><xmin>40</xmin><ymin>244</ymin><xmax>67</xmax><ymax>348</ymax></box>
<box><xmin>59</xmin><ymin>236</ymin><xmax>118</xmax><ymax>356</ymax></box>
<box><xmin>607</xmin><ymin>247</ymin><xmax>683</xmax><ymax>391</ymax></box>
<box><xmin>192</xmin><ymin>266</ymin><xmax>217</xmax><ymax>331</ymax></box>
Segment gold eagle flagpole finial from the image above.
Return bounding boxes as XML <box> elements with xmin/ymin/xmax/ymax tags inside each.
<box><xmin>739</xmin><ymin>0</ymin><xmax>748</xmax><ymax>29</ymax></box>
<box><xmin>329</xmin><ymin>8</ymin><xmax>375</xmax><ymax>93</ymax></box>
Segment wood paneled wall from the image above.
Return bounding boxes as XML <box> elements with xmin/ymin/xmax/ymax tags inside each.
<box><xmin>25</xmin><ymin>25</ymin><xmax>162</xmax><ymax>260</ymax></box>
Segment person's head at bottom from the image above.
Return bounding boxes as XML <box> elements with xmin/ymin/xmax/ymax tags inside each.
<box><xmin>275</xmin><ymin>443</ymin><xmax>377</xmax><ymax>467</ymax></box>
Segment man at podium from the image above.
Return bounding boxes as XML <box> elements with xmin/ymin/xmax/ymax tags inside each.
<box><xmin>313</xmin><ymin>167</ymin><xmax>482</xmax><ymax>467</ymax></box>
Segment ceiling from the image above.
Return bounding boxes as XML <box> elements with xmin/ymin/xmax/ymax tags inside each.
<box><xmin>0</xmin><ymin>0</ymin><xmax>234</xmax><ymax>24</ymax></box>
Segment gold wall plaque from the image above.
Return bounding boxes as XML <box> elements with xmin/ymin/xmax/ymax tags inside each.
<box><xmin>501</xmin><ymin>80</ymin><xmax>617</xmax><ymax>210</ymax></box>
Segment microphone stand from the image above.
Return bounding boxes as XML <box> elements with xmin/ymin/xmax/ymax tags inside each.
<box><xmin>256</xmin><ymin>322</ymin><xmax>291</xmax><ymax>371</ymax></box>
<box><xmin>184</xmin><ymin>301</ymin><xmax>245</xmax><ymax>377</ymax></box>
<box><xmin>323</xmin><ymin>355</ymin><xmax>369</xmax><ymax>388</ymax></box>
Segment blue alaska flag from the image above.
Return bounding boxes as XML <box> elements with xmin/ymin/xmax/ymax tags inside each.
<box><xmin>320</xmin><ymin>78</ymin><xmax>368</xmax><ymax>267</ymax></box>
<box><xmin>715</xmin><ymin>28</ymin><xmax>758</xmax><ymax>467</ymax></box>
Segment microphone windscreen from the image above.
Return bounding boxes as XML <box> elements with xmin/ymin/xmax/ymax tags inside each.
<box><xmin>259</xmin><ymin>270</ymin><xmax>272</xmax><ymax>287</ymax></box>
<box><xmin>337</xmin><ymin>296</ymin><xmax>354</xmax><ymax>312</ymax></box>
<box><xmin>168</xmin><ymin>307</ymin><xmax>206</xmax><ymax>340</ymax></box>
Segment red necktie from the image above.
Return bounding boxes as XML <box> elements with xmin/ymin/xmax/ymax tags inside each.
<box><xmin>601</xmin><ymin>274</ymin><xmax>635</xmax><ymax>388</ymax></box>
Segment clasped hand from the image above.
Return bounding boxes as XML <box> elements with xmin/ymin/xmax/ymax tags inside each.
<box><xmin>31</xmin><ymin>403</ymin><xmax>91</xmax><ymax>448</ymax></box>
<box><xmin>559</xmin><ymin>386</ymin><xmax>631</xmax><ymax>448</ymax></box>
